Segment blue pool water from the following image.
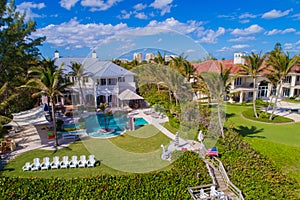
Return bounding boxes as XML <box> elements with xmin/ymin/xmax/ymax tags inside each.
<box><xmin>85</xmin><ymin>114</ymin><xmax>148</xmax><ymax>138</ymax></box>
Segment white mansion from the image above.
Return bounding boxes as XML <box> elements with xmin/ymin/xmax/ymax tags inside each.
<box><xmin>54</xmin><ymin>51</ymin><xmax>137</xmax><ymax>108</ymax></box>
<box><xmin>193</xmin><ymin>52</ymin><xmax>300</xmax><ymax>103</ymax></box>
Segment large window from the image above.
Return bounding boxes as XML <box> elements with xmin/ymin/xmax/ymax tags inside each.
<box><xmin>284</xmin><ymin>76</ymin><xmax>291</xmax><ymax>83</ymax></box>
<box><xmin>282</xmin><ymin>88</ymin><xmax>290</xmax><ymax>97</ymax></box>
<box><xmin>108</xmin><ymin>78</ymin><xmax>117</xmax><ymax>85</ymax></box>
<box><xmin>83</xmin><ymin>76</ymin><xmax>89</xmax><ymax>83</ymax></box>
<box><xmin>118</xmin><ymin>77</ymin><xmax>125</xmax><ymax>82</ymax></box>
<box><xmin>101</xmin><ymin>79</ymin><xmax>106</xmax><ymax>86</ymax></box>
<box><xmin>234</xmin><ymin>77</ymin><xmax>242</xmax><ymax>86</ymax></box>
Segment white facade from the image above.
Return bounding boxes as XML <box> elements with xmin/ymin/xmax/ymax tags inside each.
<box><xmin>133</xmin><ymin>53</ymin><xmax>142</xmax><ymax>63</ymax></box>
<box><xmin>54</xmin><ymin>51</ymin><xmax>136</xmax><ymax>108</ymax></box>
<box><xmin>233</xmin><ymin>52</ymin><xmax>246</xmax><ymax>65</ymax></box>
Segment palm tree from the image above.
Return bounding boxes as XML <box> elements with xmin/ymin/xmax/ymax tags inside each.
<box><xmin>98</xmin><ymin>102</ymin><xmax>112</xmax><ymax>131</ymax></box>
<box><xmin>201</xmin><ymin>63</ymin><xmax>233</xmax><ymax>138</ymax></box>
<box><xmin>266</xmin><ymin>45</ymin><xmax>299</xmax><ymax>120</ymax></box>
<box><xmin>241</xmin><ymin>52</ymin><xmax>267</xmax><ymax>118</ymax></box>
<box><xmin>169</xmin><ymin>53</ymin><xmax>193</xmax><ymax>82</ymax></box>
<box><xmin>22</xmin><ymin>58</ymin><xmax>71</xmax><ymax>146</ymax></box>
<box><xmin>68</xmin><ymin>62</ymin><xmax>89</xmax><ymax>107</ymax></box>
<box><xmin>153</xmin><ymin>51</ymin><xmax>167</xmax><ymax>65</ymax></box>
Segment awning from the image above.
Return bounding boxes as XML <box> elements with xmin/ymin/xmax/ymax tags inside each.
<box><xmin>118</xmin><ymin>89</ymin><xmax>144</xmax><ymax>100</ymax></box>
<box><xmin>4</xmin><ymin>106</ymin><xmax>50</xmax><ymax>127</ymax></box>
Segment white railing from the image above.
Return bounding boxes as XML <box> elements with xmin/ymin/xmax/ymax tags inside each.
<box><xmin>211</xmin><ymin>157</ymin><xmax>244</xmax><ymax>200</ymax></box>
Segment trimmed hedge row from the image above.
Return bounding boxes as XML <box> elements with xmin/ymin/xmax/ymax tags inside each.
<box><xmin>0</xmin><ymin>151</ymin><xmax>211</xmax><ymax>199</ymax></box>
<box><xmin>218</xmin><ymin>131</ymin><xmax>298</xmax><ymax>199</ymax></box>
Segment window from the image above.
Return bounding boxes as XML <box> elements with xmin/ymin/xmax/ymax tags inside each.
<box><xmin>108</xmin><ymin>78</ymin><xmax>117</xmax><ymax>85</ymax></box>
<box><xmin>296</xmin><ymin>76</ymin><xmax>300</xmax><ymax>82</ymax></box>
<box><xmin>284</xmin><ymin>76</ymin><xmax>291</xmax><ymax>83</ymax></box>
<box><xmin>234</xmin><ymin>77</ymin><xmax>242</xmax><ymax>86</ymax></box>
<box><xmin>101</xmin><ymin>79</ymin><xmax>106</xmax><ymax>86</ymax></box>
<box><xmin>118</xmin><ymin>77</ymin><xmax>125</xmax><ymax>82</ymax></box>
<box><xmin>83</xmin><ymin>76</ymin><xmax>89</xmax><ymax>83</ymax></box>
<box><xmin>283</xmin><ymin>88</ymin><xmax>290</xmax><ymax>97</ymax></box>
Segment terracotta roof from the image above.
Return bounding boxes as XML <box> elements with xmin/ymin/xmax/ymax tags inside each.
<box><xmin>193</xmin><ymin>60</ymin><xmax>300</xmax><ymax>75</ymax></box>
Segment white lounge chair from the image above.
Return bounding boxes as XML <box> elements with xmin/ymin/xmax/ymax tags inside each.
<box><xmin>69</xmin><ymin>155</ymin><xmax>78</xmax><ymax>168</ymax></box>
<box><xmin>210</xmin><ymin>186</ymin><xmax>225</xmax><ymax>199</ymax></box>
<box><xmin>87</xmin><ymin>155</ymin><xmax>96</xmax><ymax>167</ymax></box>
<box><xmin>22</xmin><ymin>162</ymin><xmax>31</xmax><ymax>171</ymax></box>
<box><xmin>60</xmin><ymin>156</ymin><xmax>69</xmax><ymax>169</ymax></box>
<box><xmin>199</xmin><ymin>188</ymin><xmax>209</xmax><ymax>199</ymax></box>
<box><xmin>50</xmin><ymin>156</ymin><xmax>60</xmax><ymax>169</ymax></box>
<box><xmin>78</xmin><ymin>155</ymin><xmax>87</xmax><ymax>168</ymax></box>
<box><xmin>41</xmin><ymin>157</ymin><xmax>51</xmax><ymax>170</ymax></box>
<box><xmin>31</xmin><ymin>158</ymin><xmax>41</xmax><ymax>171</ymax></box>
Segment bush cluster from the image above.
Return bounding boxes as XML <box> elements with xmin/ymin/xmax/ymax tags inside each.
<box><xmin>0</xmin><ymin>151</ymin><xmax>210</xmax><ymax>199</ymax></box>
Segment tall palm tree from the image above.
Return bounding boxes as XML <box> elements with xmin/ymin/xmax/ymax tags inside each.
<box><xmin>266</xmin><ymin>45</ymin><xmax>299</xmax><ymax>120</ymax></box>
<box><xmin>68</xmin><ymin>62</ymin><xmax>89</xmax><ymax>107</ymax></box>
<box><xmin>22</xmin><ymin>59</ymin><xmax>71</xmax><ymax>146</ymax></box>
<box><xmin>201</xmin><ymin>63</ymin><xmax>233</xmax><ymax>138</ymax></box>
<box><xmin>169</xmin><ymin>53</ymin><xmax>193</xmax><ymax>82</ymax></box>
<box><xmin>241</xmin><ymin>52</ymin><xmax>267</xmax><ymax>118</ymax></box>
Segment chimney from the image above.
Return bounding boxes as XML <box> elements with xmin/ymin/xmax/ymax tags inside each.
<box><xmin>92</xmin><ymin>50</ymin><xmax>97</xmax><ymax>58</ymax></box>
<box><xmin>54</xmin><ymin>50</ymin><xmax>59</xmax><ymax>59</ymax></box>
<box><xmin>233</xmin><ymin>52</ymin><xmax>246</xmax><ymax>65</ymax></box>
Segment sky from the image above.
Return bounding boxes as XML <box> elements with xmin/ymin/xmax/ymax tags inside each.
<box><xmin>13</xmin><ymin>0</ymin><xmax>300</xmax><ymax>61</ymax></box>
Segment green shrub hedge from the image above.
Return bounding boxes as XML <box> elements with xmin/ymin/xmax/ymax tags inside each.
<box><xmin>0</xmin><ymin>151</ymin><xmax>210</xmax><ymax>199</ymax></box>
<box><xmin>242</xmin><ymin>108</ymin><xmax>293</xmax><ymax>123</ymax></box>
<box><xmin>218</xmin><ymin>131</ymin><xmax>298</xmax><ymax>199</ymax></box>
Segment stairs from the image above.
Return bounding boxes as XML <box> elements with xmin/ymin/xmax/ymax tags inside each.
<box><xmin>204</xmin><ymin>158</ymin><xmax>242</xmax><ymax>200</ymax></box>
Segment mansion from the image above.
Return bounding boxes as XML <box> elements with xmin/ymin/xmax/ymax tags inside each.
<box><xmin>193</xmin><ymin>52</ymin><xmax>300</xmax><ymax>103</ymax></box>
<box><xmin>54</xmin><ymin>51</ymin><xmax>137</xmax><ymax>108</ymax></box>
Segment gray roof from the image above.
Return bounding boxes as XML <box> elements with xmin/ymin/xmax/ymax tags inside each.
<box><xmin>55</xmin><ymin>57</ymin><xmax>135</xmax><ymax>78</ymax></box>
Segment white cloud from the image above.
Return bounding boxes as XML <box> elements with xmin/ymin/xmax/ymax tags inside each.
<box><xmin>217</xmin><ymin>47</ymin><xmax>231</xmax><ymax>52</ymax></box>
<box><xmin>186</xmin><ymin>49</ymin><xmax>195</xmax><ymax>53</ymax></box>
<box><xmin>197</xmin><ymin>27</ymin><xmax>225</xmax><ymax>44</ymax></box>
<box><xmin>232</xmin><ymin>44</ymin><xmax>250</xmax><ymax>49</ymax></box>
<box><xmin>59</xmin><ymin>0</ymin><xmax>80</xmax><ymax>10</ymax></box>
<box><xmin>262</xmin><ymin>8</ymin><xmax>293</xmax><ymax>19</ymax></box>
<box><xmin>117</xmin><ymin>10</ymin><xmax>132</xmax><ymax>19</ymax></box>
<box><xmin>150</xmin><ymin>0</ymin><xmax>173</xmax><ymax>16</ymax></box>
<box><xmin>292</xmin><ymin>13</ymin><xmax>300</xmax><ymax>20</ymax></box>
<box><xmin>16</xmin><ymin>2</ymin><xmax>45</xmax><ymax>19</ymax></box>
<box><xmin>135</xmin><ymin>12</ymin><xmax>148</xmax><ymax>19</ymax></box>
<box><xmin>81</xmin><ymin>0</ymin><xmax>122</xmax><ymax>11</ymax></box>
<box><xmin>284</xmin><ymin>43</ymin><xmax>293</xmax><ymax>50</ymax></box>
<box><xmin>239</xmin><ymin>19</ymin><xmax>250</xmax><ymax>24</ymax></box>
<box><xmin>239</xmin><ymin>13</ymin><xmax>256</xmax><ymax>19</ymax></box>
<box><xmin>228</xmin><ymin>36</ymin><xmax>255</xmax><ymax>42</ymax></box>
<box><xmin>133</xmin><ymin>3</ymin><xmax>147</xmax><ymax>11</ymax></box>
<box><xmin>231</xmin><ymin>24</ymin><xmax>263</xmax><ymax>36</ymax></box>
<box><xmin>265</xmin><ymin>28</ymin><xmax>296</xmax><ymax>36</ymax></box>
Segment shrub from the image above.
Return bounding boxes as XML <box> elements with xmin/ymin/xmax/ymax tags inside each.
<box><xmin>242</xmin><ymin>108</ymin><xmax>293</xmax><ymax>123</ymax></box>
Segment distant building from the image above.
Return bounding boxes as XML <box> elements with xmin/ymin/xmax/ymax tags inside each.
<box><xmin>165</xmin><ymin>54</ymin><xmax>178</xmax><ymax>62</ymax></box>
<box><xmin>145</xmin><ymin>53</ymin><xmax>155</xmax><ymax>62</ymax></box>
<box><xmin>133</xmin><ymin>53</ymin><xmax>142</xmax><ymax>63</ymax></box>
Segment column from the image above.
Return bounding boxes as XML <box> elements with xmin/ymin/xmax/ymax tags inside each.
<box><xmin>239</xmin><ymin>91</ymin><xmax>243</xmax><ymax>103</ymax></box>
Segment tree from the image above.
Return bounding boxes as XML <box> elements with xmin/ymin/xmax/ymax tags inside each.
<box><xmin>153</xmin><ymin>51</ymin><xmax>167</xmax><ymax>65</ymax></box>
<box><xmin>68</xmin><ymin>62</ymin><xmax>89</xmax><ymax>107</ymax></box>
<box><xmin>98</xmin><ymin>102</ymin><xmax>112</xmax><ymax>131</ymax></box>
<box><xmin>169</xmin><ymin>53</ymin><xmax>193</xmax><ymax>81</ymax></box>
<box><xmin>201</xmin><ymin>63</ymin><xmax>233</xmax><ymax>138</ymax></box>
<box><xmin>241</xmin><ymin>52</ymin><xmax>267</xmax><ymax>118</ymax></box>
<box><xmin>266</xmin><ymin>44</ymin><xmax>299</xmax><ymax>120</ymax></box>
<box><xmin>22</xmin><ymin>59</ymin><xmax>71</xmax><ymax>147</ymax></box>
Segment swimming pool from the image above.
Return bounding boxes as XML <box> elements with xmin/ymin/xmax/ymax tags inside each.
<box><xmin>85</xmin><ymin>113</ymin><xmax>148</xmax><ymax>138</ymax></box>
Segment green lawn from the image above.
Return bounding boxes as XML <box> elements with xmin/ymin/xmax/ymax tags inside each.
<box><xmin>1</xmin><ymin>125</ymin><xmax>172</xmax><ymax>178</ymax></box>
<box><xmin>226</xmin><ymin>104</ymin><xmax>300</xmax><ymax>183</ymax></box>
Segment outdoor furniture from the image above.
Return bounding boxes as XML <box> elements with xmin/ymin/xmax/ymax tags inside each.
<box><xmin>87</xmin><ymin>155</ymin><xmax>96</xmax><ymax>167</ymax></box>
<box><xmin>78</xmin><ymin>155</ymin><xmax>87</xmax><ymax>168</ymax></box>
<box><xmin>199</xmin><ymin>188</ymin><xmax>209</xmax><ymax>199</ymax></box>
<box><xmin>31</xmin><ymin>158</ymin><xmax>41</xmax><ymax>171</ymax></box>
<box><xmin>60</xmin><ymin>156</ymin><xmax>69</xmax><ymax>169</ymax></box>
<box><xmin>210</xmin><ymin>186</ymin><xmax>225</xmax><ymax>199</ymax></box>
<box><xmin>69</xmin><ymin>155</ymin><xmax>78</xmax><ymax>168</ymax></box>
<box><xmin>22</xmin><ymin>162</ymin><xmax>31</xmax><ymax>171</ymax></box>
<box><xmin>206</xmin><ymin>147</ymin><xmax>219</xmax><ymax>157</ymax></box>
<box><xmin>50</xmin><ymin>156</ymin><xmax>60</xmax><ymax>169</ymax></box>
<box><xmin>41</xmin><ymin>157</ymin><xmax>51</xmax><ymax>170</ymax></box>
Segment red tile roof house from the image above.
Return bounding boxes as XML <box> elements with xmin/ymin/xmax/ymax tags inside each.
<box><xmin>193</xmin><ymin>52</ymin><xmax>300</xmax><ymax>103</ymax></box>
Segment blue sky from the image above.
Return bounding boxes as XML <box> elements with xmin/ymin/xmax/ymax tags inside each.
<box><xmin>14</xmin><ymin>0</ymin><xmax>300</xmax><ymax>61</ymax></box>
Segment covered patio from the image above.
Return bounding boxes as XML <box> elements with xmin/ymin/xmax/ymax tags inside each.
<box><xmin>118</xmin><ymin>89</ymin><xmax>145</xmax><ymax>109</ymax></box>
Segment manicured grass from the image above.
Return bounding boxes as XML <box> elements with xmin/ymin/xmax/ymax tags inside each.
<box><xmin>284</xmin><ymin>98</ymin><xmax>300</xmax><ymax>103</ymax></box>
<box><xmin>2</xmin><ymin>126</ymin><xmax>172</xmax><ymax>177</ymax></box>
<box><xmin>226</xmin><ymin>104</ymin><xmax>300</xmax><ymax>184</ymax></box>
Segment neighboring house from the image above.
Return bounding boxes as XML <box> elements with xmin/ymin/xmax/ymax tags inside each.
<box><xmin>54</xmin><ymin>51</ymin><xmax>136</xmax><ymax>107</ymax></box>
<box><xmin>193</xmin><ymin>52</ymin><xmax>300</xmax><ymax>103</ymax></box>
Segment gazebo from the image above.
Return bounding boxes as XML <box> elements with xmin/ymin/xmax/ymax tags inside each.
<box><xmin>118</xmin><ymin>89</ymin><xmax>144</xmax><ymax>109</ymax></box>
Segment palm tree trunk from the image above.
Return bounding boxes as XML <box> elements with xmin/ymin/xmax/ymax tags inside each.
<box><xmin>266</xmin><ymin>84</ymin><xmax>274</xmax><ymax>112</ymax></box>
<box><xmin>253</xmin><ymin>77</ymin><xmax>258</xmax><ymax>118</ymax></box>
<box><xmin>269</xmin><ymin>80</ymin><xmax>282</xmax><ymax>120</ymax></box>
<box><xmin>50</xmin><ymin>97</ymin><xmax>58</xmax><ymax>147</ymax></box>
<box><xmin>217</xmin><ymin>99</ymin><xmax>224</xmax><ymax>138</ymax></box>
